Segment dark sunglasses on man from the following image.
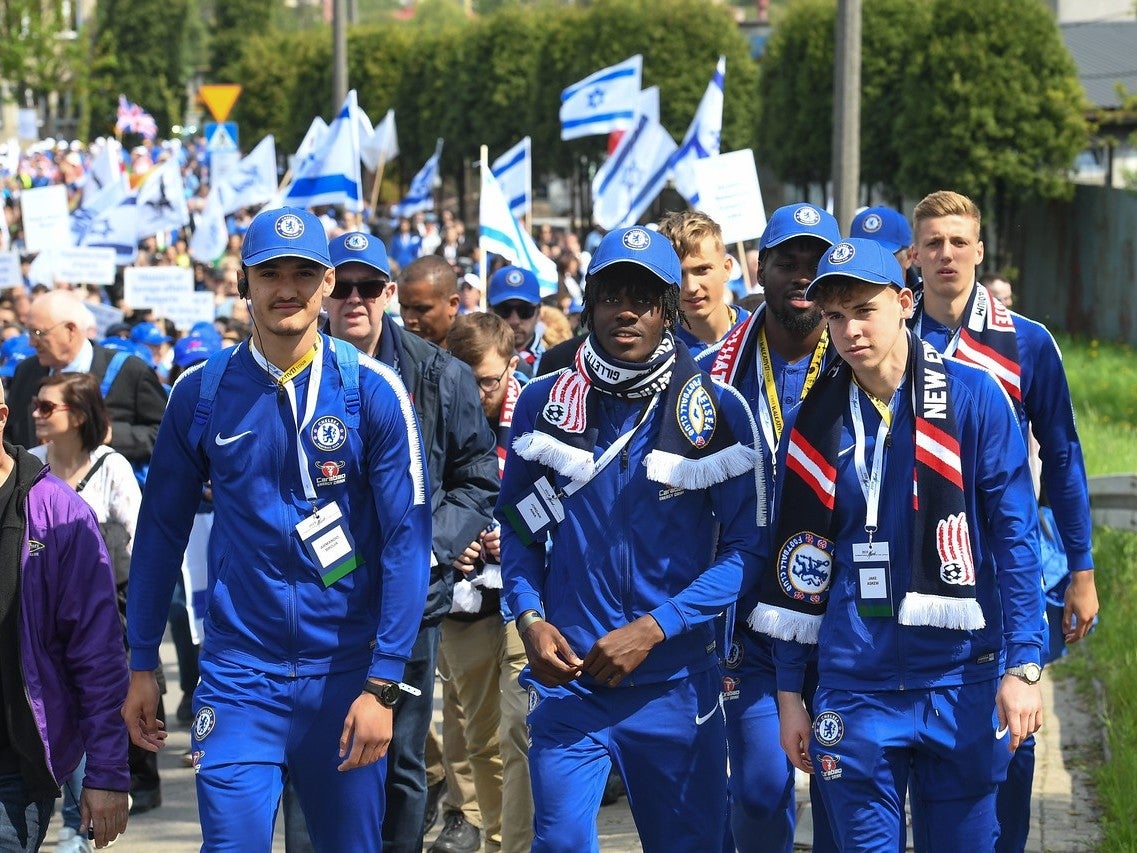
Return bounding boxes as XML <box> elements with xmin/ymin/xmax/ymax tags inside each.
<box><xmin>492</xmin><ymin>301</ymin><xmax>538</xmax><ymax>321</ymax></box>
<box><xmin>329</xmin><ymin>278</ymin><xmax>389</xmax><ymax>301</ymax></box>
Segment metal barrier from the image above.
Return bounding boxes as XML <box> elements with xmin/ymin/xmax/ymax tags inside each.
<box><xmin>1089</xmin><ymin>474</ymin><xmax>1137</xmax><ymax>532</ymax></box>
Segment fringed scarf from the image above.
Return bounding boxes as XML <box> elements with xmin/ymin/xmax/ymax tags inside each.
<box><xmin>914</xmin><ymin>283</ymin><xmax>1021</xmax><ymax>409</ymax></box>
<box><xmin>750</xmin><ymin>332</ymin><xmax>985</xmax><ymax>644</ymax></box>
<box><xmin>512</xmin><ymin>333</ymin><xmax>755</xmax><ymax>491</ymax></box>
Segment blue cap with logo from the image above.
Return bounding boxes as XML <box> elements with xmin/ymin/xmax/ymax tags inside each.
<box><xmin>174</xmin><ymin>335</ymin><xmax>219</xmax><ymax>369</ymax></box>
<box><xmin>130</xmin><ymin>321</ymin><xmax>172</xmax><ymax>346</ymax></box>
<box><xmin>805</xmin><ymin>238</ymin><xmax>905</xmax><ymax>300</ymax></box>
<box><xmin>849</xmin><ymin>206</ymin><xmax>912</xmax><ymax>253</ymax></box>
<box><xmin>100</xmin><ymin>337</ymin><xmax>150</xmax><ymax>360</ymax></box>
<box><xmin>0</xmin><ymin>334</ymin><xmax>35</xmax><ymax>378</ymax></box>
<box><xmin>488</xmin><ymin>266</ymin><xmax>540</xmax><ymax>307</ymax></box>
<box><xmin>329</xmin><ymin>232</ymin><xmax>391</xmax><ymax>277</ymax></box>
<box><xmin>241</xmin><ymin>206</ymin><xmax>331</xmax><ymax>268</ymax></box>
<box><xmin>758</xmin><ymin>203</ymin><xmax>841</xmax><ymax>252</ymax></box>
<box><xmin>587</xmin><ymin>226</ymin><xmax>681</xmax><ymax>287</ymax></box>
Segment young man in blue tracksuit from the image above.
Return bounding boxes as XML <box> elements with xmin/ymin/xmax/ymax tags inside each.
<box><xmin>753</xmin><ymin>238</ymin><xmax>1045</xmax><ymax>851</ymax></box>
<box><xmin>696</xmin><ymin>202</ymin><xmax>840</xmax><ymax>852</ymax></box>
<box><xmin>121</xmin><ymin>207</ymin><xmax>432</xmax><ymax>852</ymax></box>
<box><xmin>497</xmin><ymin>226</ymin><xmax>763</xmax><ymax>853</ymax></box>
<box><xmin>908</xmin><ymin>191</ymin><xmax>1097</xmax><ymax>851</ymax></box>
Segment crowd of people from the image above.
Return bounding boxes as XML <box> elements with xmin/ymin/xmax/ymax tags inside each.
<box><xmin>0</xmin><ymin>130</ymin><xmax>1099</xmax><ymax>853</ymax></box>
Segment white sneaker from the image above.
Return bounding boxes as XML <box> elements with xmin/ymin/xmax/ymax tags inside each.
<box><xmin>55</xmin><ymin>827</ymin><xmax>92</xmax><ymax>853</ymax></box>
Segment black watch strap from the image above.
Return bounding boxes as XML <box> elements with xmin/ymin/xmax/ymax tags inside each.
<box><xmin>362</xmin><ymin>680</ymin><xmax>400</xmax><ymax>707</ymax></box>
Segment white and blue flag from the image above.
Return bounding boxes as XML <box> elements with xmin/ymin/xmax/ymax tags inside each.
<box><xmin>362</xmin><ymin>109</ymin><xmax>399</xmax><ymax>172</ymax></box>
<box><xmin>283</xmin><ymin>90</ymin><xmax>363</xmax><ymax>212</ymax></box>
<box><xmin>136</xmin><ymin>156</ymin><xmax>191</xmax><ymax>239</ymax></box>
<box><xmin>560</xmin><ymin>55</ymin><xmax>642</xmax><ymax>141</ymax></box>
<box><xmin>491</xmin><ymin>136</ymin><xmax>532</xmax><ymax>219</ymax></box>
<box><xmin>188</xmin><ymin>186</ymin><xmax>228</xmax><ymax>264</ymax></box>
<box><xmin>591</xmin><ymin>87</ymin><xmax>678</xmax><ymax>231</ymax></box>
<box><xmin>289</xmin><ymin>116</ymin><xmax>328</xmax><ymax>175</ymax></box>
<box><xmin>75</xmin><ymin>186</ymin><xmax>139</xmax><ymax>266</ymax></box>
<box><xmin>216</xmin><ymin>134</ymin><xmax>278</xmax><ymax>215</ymax></box>
<box><xmin>392</xmin><ymin>139</ymin><xmax>443</xmax><ymax>219</ymax></box>
<box><xmin>479</xmin><ymin>161</ymin><xmax>558</xmax><ymax>296</ymax></box>
<box><xmin>669</xmin><ymin>56</ymin><xmax>725</xmax><ymax>206</ymax></box>
<box><xmin>81</xmin><ymin>140</ymin><xmax>127</xmax><ymax>208</ymax></box>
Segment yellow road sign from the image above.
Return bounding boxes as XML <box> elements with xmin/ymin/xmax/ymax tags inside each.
<box><xmin>199</xmin><ymin>85</ymin><xmax>242</xmax><ymax>122</ymax></box>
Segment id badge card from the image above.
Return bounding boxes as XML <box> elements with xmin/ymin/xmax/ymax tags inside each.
<box><xmin>853</xmin><ymin>541</ymin><xmax>893</xmax><ymax>617</ymax></box>
<box><xmin>295</xmin><ymin>501</ymin><xmax>362</xmax><ymax>588</ymax></box>
<box><xmin>502</xmin><ymin>476</ymin><xmax>565</xmax><ymax>547</ymax></box>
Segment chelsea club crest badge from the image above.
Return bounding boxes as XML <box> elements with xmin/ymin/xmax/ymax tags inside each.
<box><xmin>676</xmin><ymin>375</ymin><xmax>716</xmax><ymax>448</ymax></box>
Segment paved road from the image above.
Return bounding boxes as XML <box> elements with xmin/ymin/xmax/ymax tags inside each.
<box><xmin>54</xmin><ymin>641</ymin><xmax>1099</xmax><ymax>851</ymax></box>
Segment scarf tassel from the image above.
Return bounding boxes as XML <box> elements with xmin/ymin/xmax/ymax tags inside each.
<box><xmin>897</xmin><ymin>592</ymin><xmax>986</xmax><ymax>631</ymax></box>
<box><xmin>513</xmin><ymin>432</ymin><xmax>596</xmax><ymax>482</ymax></box>
<box><xmin>747</xmin><ymin>604</ymin><xmax>823</xmax><ymax>645</ymax></box>
<box><xmin>644</xmin><ymin>444</ymin><xmax>758</xmax><ymax>490</ymax></box>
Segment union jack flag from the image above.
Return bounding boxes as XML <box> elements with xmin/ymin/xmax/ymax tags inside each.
<box><xmin>115</xmin><ymin>95</ymin><xmax>158</xmax><ymax>139</ymax></box>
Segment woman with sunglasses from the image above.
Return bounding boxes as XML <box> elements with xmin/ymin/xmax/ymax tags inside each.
<box><xmin>30</xmin><ymin>372</ymin><xmax>142</xmax><ymax>853</ymax></box>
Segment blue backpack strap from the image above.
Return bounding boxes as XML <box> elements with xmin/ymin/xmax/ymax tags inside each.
<box><xmin>331</xmin><ymin>337</ymin><xmax>360</xmax><ymax>428</ymax></box>
<box><xmin>187</xmin><ymin>347</ymin><xmax>236</xmax><ymax>450</ymax></box>
<box><xmin>100</xmin><ymin>351</ymin><xmax>130</xmax><ymax>397</ymax></box>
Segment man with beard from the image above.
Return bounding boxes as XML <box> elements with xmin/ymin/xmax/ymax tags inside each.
<box><xmin>497</xmin><ymin>226</ymin><xmax>762</xmax><ymax>851</ymax></box>
<box><xmin>698</xmin><ymin>203</ymin><xmax>841</xmax><ymax>852</ymax></box>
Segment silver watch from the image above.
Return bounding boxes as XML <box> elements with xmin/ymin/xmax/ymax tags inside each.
<box><xmin>1005</xmin><ymin>662</ymin><xmax>1042</xmax><ymax>684</ymax></box>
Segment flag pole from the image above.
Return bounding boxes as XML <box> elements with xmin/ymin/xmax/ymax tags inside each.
<box><xmin>367</xmin><ymin>157</ymin><xmax>387</xmax><ymax>223</ymax></box>
<box><xmin>479</xmin><ymin>145</ymin><xmax>488</xmax><ymax>313</ymax></box>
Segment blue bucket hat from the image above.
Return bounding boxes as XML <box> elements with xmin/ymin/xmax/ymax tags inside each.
<box><xmin>329</xmin><ymin>232</ymin><xmax>391</xmax><ymax>277</ymax></box>
<box><xmin>850</xmin><ymin>206</ymin><xmax>913</xmax><ymax>253</ymax></box>
<box><xmin>805</xmin><ymin>238</ymin><xmax>905</xmax><ymax>300</ymax></box>
<box><xmin>241</xmin><ymin>207</ymin><xmax>331</xmax><ymax>268</ymax></box>
<box><xmin>758</xmin><ymin>203</ymin><xmax>841</xmax><ymax>252</ymax></box>
<box><xmin>587</xmin><ymin>226</ymin><xmax>681</xmax><ymax>287</ymax></box>
<box><xmin>488</xmin><ymin>266</ymin><xmax>540</xmax><ymax>307</ymax></box>
<box><xmin>130</xmin><ymin>321</ymin><xmax>172</xmax><ymax>346</ymax></box>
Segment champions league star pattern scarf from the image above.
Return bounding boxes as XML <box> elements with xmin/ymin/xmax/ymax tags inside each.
<box><xmin>914</xmin><ymin>283</ymin><xmax>1022</xmax><ymax>408</ymax></box>
<box><xmin>512</xmin><ymin>333</ymin><xmax>755</xmax><ymax>490</ymax></box>
<box><xmin>751</xmin><ymin>332</ymin><xmax>985</xmax><ymax>644</ymax></box>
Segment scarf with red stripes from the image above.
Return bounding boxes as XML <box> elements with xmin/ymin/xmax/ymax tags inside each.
<box><xmin>512</xmin><ymin>333</ymin><xmax>755</xmax><ymax>490</ymax></box>
<box><xmin>752</xmin><ymin>332</ymin><xmax>984</xmax><ymax>644</ymax></box>
<box><xmin>915</xmin><ymin>283</ymin><xmax>1021</xmax><ymax>409</ymax></box>
<box><xmin>494</xmin><ymin>373</ymin><xmax>523</xmax><ymax>478</ymax></box>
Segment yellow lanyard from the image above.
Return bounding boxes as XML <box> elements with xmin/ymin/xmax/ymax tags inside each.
<box><xmin>278</xmin><ymin>344</ymin><xmax>317</xmax><ymax>387</ymax></box>
<box><xmin>853</xmin><ymin>377</ymin><xmax>893</xmax><ymax>428</ymax></box>
<box><xmin>757</xmin><ymin>326</ymin><xmax>830</xmax><ymax>442</ymax></box>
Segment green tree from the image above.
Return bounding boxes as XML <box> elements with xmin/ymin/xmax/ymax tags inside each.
<box><xmin>0</xmin><ymin>0</ymin><xmax>85</xmax><ymax>136</ymax></box>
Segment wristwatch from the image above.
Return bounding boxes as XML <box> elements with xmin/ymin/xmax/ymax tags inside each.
<box><xmin>1004</xmin><ymin>663</ymin><xmax>1042</xmax><ymax>684</ymax></box>
<box><xmin>362</xmin><ymin>679</ymin><xmax>401</xmax><ymax>708</ymax></box>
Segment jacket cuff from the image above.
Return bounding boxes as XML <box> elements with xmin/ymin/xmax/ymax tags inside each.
<box><xmin>1067</xmin><ymin>551</ymin><xmax>1094</xmax><ymax>572</ymax></box>
<box><xmin>648</xmin><ymin>601</ymin><xmax>685</xmax><ymax>641</ymax></box>
<box><xmin>1004</xmin><ymin>643</ymin><xmax>1042</xmax><ymax>668</ymax></box>
<box><xmin>82</xmin><ymin>763</ymin><xmax>131</xmax><ymax>794</ymax></box>
<box><xmin>509</xmin><ymin>593</ymin><xmax>544</xmax><ymax>624</ymax></box>
<box><xmin>776</xmin><ymin>666</ymin><xmax>806</xmax><ymax>694</ymax></box>
<box><xmin>368</xmin><ymin>654</ymin><xmax>407</xmax><ymax>684</ymax></box>
<box><xmin>128</xmin><ymin>647</ymin><xmax>160</xmax><ymax>672</ymax></box>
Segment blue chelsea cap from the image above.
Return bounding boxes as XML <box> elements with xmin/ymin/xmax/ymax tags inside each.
<box><xmin>587</xmin><ymin>226</ymin><xmax>681</xmax><ymax>287</ymax></box>
<box><xmin>241</xmin><ymin>206</ymin><xmax>331</xmax><ymax>268</ymax></box>
<box><xmin>488</xmin><ymin>266</ymin><xmax>540</xmax><ymax>307</ymax></box>
<box><xmin>849</xmin><ymin>206</ymin><xmax>912</xmax><ymax>253</ymax></box>
<box><xmin>805</xmin><ymin>238</ymin><xmax>905</xmax><ymax>299</ymax></box>
<box><xmin>329</xmin><ymin>232</ymin><xmax>391</xmax><ymax>277</ymax></box>
<box><xmin>758</xmin><ymin>203</ymin><xmax>841</xmax><ymax>252</ymax></box>
<box><xmin>130</xmin><ymin>321</ymin><xmax>172</xmax><ymax>346</ymax></box>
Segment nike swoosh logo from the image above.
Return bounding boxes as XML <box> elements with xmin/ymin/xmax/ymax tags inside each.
<box><xmin>695</xmin><ymin>693</ymin><xmax>724</xmax><ymax>726</ymax></box>
<box><xmin>215</xmin><ymin>431</ymin><xmax>252</xmax><ymax>446</ymax></box>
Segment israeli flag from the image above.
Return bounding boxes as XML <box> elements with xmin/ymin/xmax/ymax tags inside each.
<box><xmin>591</xmin><ymin>87</ymin><xmax>678</xmax><ymax>231</ymax></box>
<box><xmin>560</xmin><ymin>55</ymin><xmax>642</xmax><ymax>141</ymax></box>
<box><xmin>76</xmin><ymin>190</ymin><xmax>139</xmax><ymax>265</ymax></box>
<box><xmin>362</xmin><ymin>109</ymin><xmax>399</xmax><ymax>172</ymax></box>
<box><xmin>283</xmin><ymin>90</ymin><xmax>363</xmax><ymax>212</ymax></box>
<box><xmin>136</xmin><ymin>156</ymin><xmax>191</xmax><ymax>239</ymax></box>
<box><xmin>289</xmin><ymin>116</ymin><xmax>328</xmax><ymax>175</ymax></box>
<box><xmin>392</xmin><ymin>139</ymin><xmax>443</xmax><ymax>219</ymax></box>
<box><xmin>669</xmin><ymin>56</ymin><xmax>725</xmax><ymax>206</ymax></box>
<box><xmin>188</xmin><ymin>186</ymin><xmax>228</xmax><ymax>264</ymax></box>
<box><xmin>491</xmin><ymin>136</ymin><xmax>532</xmax><ymax>219</ymax></box>
<box><xmin>215</xmin><ymin>135</ymin><xmax>278</xmax><ymax>215</ymax></box>
<box><xmin>479</xmin><ymin>162</ymin><xmax>558</xmax><ymax>296</ymax></box>
<box><xmin>81</xmin><ymin>140</ymin><xmax>127</xmax><ymax>208</ymax></box>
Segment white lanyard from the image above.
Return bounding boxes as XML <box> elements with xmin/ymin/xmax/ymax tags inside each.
<box><xmin>560</xmin><ymin>393</ymin><xmax>660</xmax><ymax>499</ymax></box>
<box><xmin>913</xmin><ymin>313</ymin><xmax>962</xmax><ymax>357</ymax></box>
<box><xmin>252</xmin><ymin>340</ymin><xmax>324</xmax><ymax>503</ymax></box>
<box><xmin>849</xmin><ymin>383</ymin><xmax>890</xmax><ymax>548</ymax></box>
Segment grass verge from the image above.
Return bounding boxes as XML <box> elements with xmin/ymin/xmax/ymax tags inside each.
<box><xmin>1054</xmin><ymin>334</ymin><xmax>1137</xmax><ymax>475</ymax></box>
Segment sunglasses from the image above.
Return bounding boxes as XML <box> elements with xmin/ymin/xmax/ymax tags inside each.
<box><xmin>492</xmin><ymin>302</ymin><xmax>538</xmax><ymax>321</ymax></box>
<box><xmin>31</xmin><ymin>398</ymin><xmax>71</xmax><ymax>417</ymax></box>
<box><xmin>330</xmin><ymin>279</ymin><xmax>389</xmax><ymax>301</ymax></box>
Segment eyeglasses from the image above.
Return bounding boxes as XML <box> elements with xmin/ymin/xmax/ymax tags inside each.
<box><xmin>492</xmin><ymin>302</ymin><xmax>537</xmax><ymax>321</ymax></box>
<box><xmin>330</xmin><ymin>279</ymin><xmax>389</xmax><ymax>301</ymax></box>
<box><xmin>475</xmin><ymin>365</ymin><xmax>511</xmax><ymax>393</ymax></box>
<box><xmin>27</xmin><ymin>321</ymin><xmax>67</xmax><ymax>339</ymax></box>
<box><xmin>31</xmin><ymin>398</ymin><xmax>71</xmax><ymax>417</ymax></box>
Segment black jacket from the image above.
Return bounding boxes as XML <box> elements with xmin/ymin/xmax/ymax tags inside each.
<box><xmin>374</xmin><ymin>316</ymin><xmax>499</xmax><ymax>625</ymax></box>
<box><xmin>4</xmin><ymin>344</ymin><xmax>167</xmax><ymax>465</ymax></box>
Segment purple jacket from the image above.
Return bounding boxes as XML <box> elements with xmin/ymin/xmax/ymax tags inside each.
<box><xmin>13</xmin><ymin>444</ymin><xmax>130</xmax><ymax>793</ymax></box>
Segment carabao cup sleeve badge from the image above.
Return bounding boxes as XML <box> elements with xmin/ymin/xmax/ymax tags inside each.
<box><xmin>676</xmin><ymin>375</ymin><xmax>716</xmax><ymax>448</ymax></box>
<box><xmin>778</xmin><ymin>531</ymin><xmax>835</xmax><ymax>604</ymax></box>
